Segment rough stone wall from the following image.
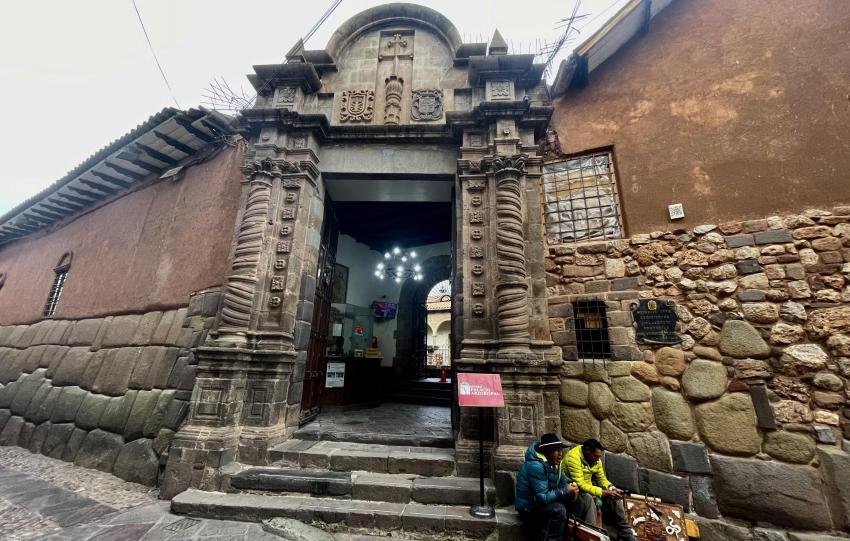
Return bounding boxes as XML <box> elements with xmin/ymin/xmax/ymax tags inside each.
<box><xmin>547</xmin><ymin>206</ymin><xmax>850</xmax><ymax>533</ymax></box>
<box><xmin>0</xmin><ymin>289</ymin><xmax>222</xmax><ymax>486</ymax></box>
<box><xmin>551</xmin><ymin>0</ymin><xmax>850</xmax><ymax>233</ymax></box>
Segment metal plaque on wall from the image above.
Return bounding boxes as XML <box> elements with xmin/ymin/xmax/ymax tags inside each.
<box><xmin>631</xmin><ymin>299</ymin><xmax>682</xmax><ymax>345</ymax></box>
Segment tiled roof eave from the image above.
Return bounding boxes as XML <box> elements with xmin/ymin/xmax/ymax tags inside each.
<box><xmin>0</xmin><ymin>107</ymin><xmax>236</xmax><ymax>247</ymax></box>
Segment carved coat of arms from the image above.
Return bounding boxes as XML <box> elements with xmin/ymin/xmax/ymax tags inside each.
<box><xmin>411</xmin><ymin>89</ymin><xmax>443</xmax><ymax>121</ymax></box>
<box><xmin>340</xmin><ymin>90</ymin><xmax>375</xmax><ymax>122</ymax></box>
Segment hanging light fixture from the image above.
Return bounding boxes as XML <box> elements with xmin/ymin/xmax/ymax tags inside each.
<box><xmin>374</xmin><ymin>246</ymin><xmax>423</xmax><ymax>282</ymax></box>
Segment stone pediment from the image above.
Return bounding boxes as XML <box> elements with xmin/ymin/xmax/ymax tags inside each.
<box><xmin>247</xmin><ymin>3</ymin><xmax>551</xmax><ymax>135</ymax></box>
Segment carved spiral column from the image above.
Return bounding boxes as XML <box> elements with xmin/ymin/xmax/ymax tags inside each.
<box><xmin>218</xmin><ymin>160</ymin><xmax>279</xmax><ymax>338</ymax></box>
<box><xmin>491</xmin><ymin>155</ymin><xmax>531</xmax><ymax>350</ymax></box>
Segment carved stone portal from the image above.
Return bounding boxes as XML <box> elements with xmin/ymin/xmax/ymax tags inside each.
<box><xmin>411</xmin><ymin>89</ymin><xmax>443</xmax><ymax>121</ymax></box>
<box><xmin>340</xmin><ymin>90</ymin><xmax>375</xmax><ymax>122</ymax></box>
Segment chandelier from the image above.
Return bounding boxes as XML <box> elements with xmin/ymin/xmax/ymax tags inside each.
<box><xmin>374</xmin><ymin>246</ymin><xmax>424</xmax><ymax>283</ymax></box>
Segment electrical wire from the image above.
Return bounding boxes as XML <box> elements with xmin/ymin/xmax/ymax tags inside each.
<box><xmin>131</xmin><ymin>0</ymin><xmax>181</xmax><ymax>109</ymax></box>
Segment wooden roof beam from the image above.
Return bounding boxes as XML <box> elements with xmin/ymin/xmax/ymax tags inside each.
<box><xmin>116</xmin><ymin>152</ymin><xmax>162</xmax><ymax>173</ymax></box>
<box><xmin>153</xmin><ymin>130</ymin><xmax>198</xmax><ymax>155</ymax></box>
<box><xmin>90</xmin><ymin>170</ymin><xmax>131</xmax><ymax>189</ymax></box>
<box><xmin>134</xmin><ymin>143</ymin><xmax>180</xmax><ymax>166</ymax></box>
<box><xmin>103</xmin><ymin>160</ymin><xmax>146</xmax><ymax>181</ymax></box>
<box><xmin>79</xmin><ymin>179</ymin><xmax>118</xmax><ymax>195</ymax></box>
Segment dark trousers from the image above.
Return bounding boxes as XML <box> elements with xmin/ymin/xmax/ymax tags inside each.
<box><xmin>519</xmin><ymin>502</ymin><xmax>568</xmax><ymax>541</ymax></box>
<box><xmin>601</xmin><ymin>498</ymin><xmax>635</xmax><ymax>541</ymax></box>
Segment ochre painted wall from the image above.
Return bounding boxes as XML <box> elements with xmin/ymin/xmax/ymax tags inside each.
<box><xmin>551</xmin><ymin>0</ymin><xmax>850</xmax><ymax>234</ymax></box>
<box><xmin>0</xmin><ymin>144</ymin><xmax>244</xmax><ymax>324</ymax></box>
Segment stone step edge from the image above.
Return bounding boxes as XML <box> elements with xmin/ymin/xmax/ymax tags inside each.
<box><xmin>171</xmin><ymin>489</ymin><xmax>515</xmax><ymax>538</ymax></box>
<box><xmin>292</xmin><ymin>429</ymin><xmax>454</xmax><ymax>448</ymax></box>
<box><xmin>270</xmin><ymin>440</ymin><xmax>456</xmax><ymax>477</ymax></box>
<box><xmin>228</xmin><ymin>467</ymin><xmax>496</xmax><ymax>505</ymax></box>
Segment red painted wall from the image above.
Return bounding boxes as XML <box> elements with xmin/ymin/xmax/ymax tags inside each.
<box><xmin>551</xmin><ymin>0</ymin><xmax>850</xmax><ymax>234</ymax></box>
<box><xmin>0</xmin><ymin>144</ymin><xmax>244</xmax><ymax>324</ymax></box>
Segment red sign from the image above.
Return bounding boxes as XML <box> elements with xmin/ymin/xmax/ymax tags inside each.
<box><xmin>457</xmin><ymin>373</ymin><xmax>505</xmax><ymax>407</ymax></box>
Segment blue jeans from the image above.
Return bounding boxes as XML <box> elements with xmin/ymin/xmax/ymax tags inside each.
<box><xmin>519</xmin><ymin>501</ymin><xmax>568</xmax><ymax>541</ymax></box>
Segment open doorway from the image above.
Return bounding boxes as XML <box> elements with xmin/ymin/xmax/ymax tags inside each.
<box><xmin>300</xmin><ymin>176</ymin><xmax>455</xmax><ymax>426</ymax></box>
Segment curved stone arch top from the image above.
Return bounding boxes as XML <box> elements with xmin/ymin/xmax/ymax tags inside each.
<box><xmin>324</xmin><ymin>3</ymin><xmax>463</xmax><ymax>60</ymax></box>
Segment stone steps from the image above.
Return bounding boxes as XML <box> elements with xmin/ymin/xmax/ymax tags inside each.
<box><xmin>271</xmin><ymin>440</ymin><xmax>455</xmax><ymax>477</ymax></box>
<box><xmin>230</xmin><ymin>467</ymin><xmax>496</xmax><ymax>506</ymax></box>
<box><xmin>293</xmin><ymin>424</ymin><xmax>453</xmax><ymax>449</ymax></box>
<box><xmin>171</xmin><ymin>489</ymin><xmax>520</xmax><ymax>539</ymax></box>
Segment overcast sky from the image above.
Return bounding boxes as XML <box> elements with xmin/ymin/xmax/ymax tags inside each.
<box><xmin>0</xmin><ymin>0</ymin><xmax>626</xmax><ymax>214</ymax></box>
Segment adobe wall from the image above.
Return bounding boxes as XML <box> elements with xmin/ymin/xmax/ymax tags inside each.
<box><xmin>0</xmin><ymin>289</ymin><xmax>221</xmax><ymax>485</ymax></box>
<box><xmin>550</xmin><ymin>0</ymin><xmax>850</xmax><ymax>234</ymax></box>
<box><xmin>0</xmin><ymin>144</ymin><xmax>244</xmax><ymax>325</ymax></box>
<box><xmin>547</xmin><ymin>206</ymin><xmax>850</xmax><ymax>536</ymax></box>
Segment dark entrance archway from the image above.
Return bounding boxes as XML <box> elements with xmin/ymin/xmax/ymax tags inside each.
<box><xmin>393</xmin><ymin>254</ymin><xmax>451</xmax><ymax>380</ymax></box>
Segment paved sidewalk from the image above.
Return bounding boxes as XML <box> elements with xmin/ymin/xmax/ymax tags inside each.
<box><xmin>0</xmin><ymin>446</ymin><xmax>281</xmax><ymax>540</ymax></box>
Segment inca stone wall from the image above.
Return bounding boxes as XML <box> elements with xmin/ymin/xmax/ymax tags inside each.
<box><xmin>0</xmin><ymin>288</ymin><xmax>222</xmax><ymax>486</ymax></box>
<box><xmin>547</xmin><ymin>206</ymin><xmax>850</xmax><ymax>535</ymax></box>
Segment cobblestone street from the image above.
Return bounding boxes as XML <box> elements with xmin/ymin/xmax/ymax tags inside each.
<box><xmin>0</xmin><ymin>447</ymin><xmax>281</xmax><ymax>540</ymax></box>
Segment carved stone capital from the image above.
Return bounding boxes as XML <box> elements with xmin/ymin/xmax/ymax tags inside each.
<box><xmin>241</xmin><ymin>158</ymin><xmax>300</xmax><ymax>180</ymax></box>
<box><xmin>488</xmin><ymin>154</ymin><xmax>528</xmax><ymax>175</ymax></box>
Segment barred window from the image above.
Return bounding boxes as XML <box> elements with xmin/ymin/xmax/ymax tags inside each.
<box><xmin>43</xmin><ymin>252</ymin><xmax>72</xmax><ymax>318</ymax></box>
<box><xmin>542</xmin><ymin>150</ymin><xmax>623</xmax><ymax>244</ymax></box>
<box><xmin>572</xmin><ymin>299</ymin><xmax>611</xmax><ymax>360</ymax></box>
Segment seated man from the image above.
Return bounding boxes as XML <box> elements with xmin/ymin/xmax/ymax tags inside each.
<box><xmin>563</xmin><ymin>438</ymin><xmax>635</xmax><ymax>541</ymax></box>
<box><xmin>515</xmin><ymin>433</ymin><xmax>592</xmax><ymax>541</ymax></box>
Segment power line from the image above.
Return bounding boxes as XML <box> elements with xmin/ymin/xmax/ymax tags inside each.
<box><xmin>131</xmin><ymin>0</ymin><xmax>181</xmax><ymax>109</ymax></box>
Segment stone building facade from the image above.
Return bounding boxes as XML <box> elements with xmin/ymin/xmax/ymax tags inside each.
<box><xmin>0</xmin><ymin>1</ymin><xmax>848</xmax><ymax>539</ymax></box>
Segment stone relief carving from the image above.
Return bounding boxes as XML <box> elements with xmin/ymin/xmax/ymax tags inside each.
<box><xmin>467</xmin><ymin>178</ymin><xmax>486</xmax><ymax>191</ymax></box>
<box><xmin>473</xmin><ymin>303</ymin><xmax>485</xmax><ymax>316</ymax></box>
<box><xmin>411</xmin><ymin>89</ymin><xmax>443</xmax><ymax>121</ymax></box>
<box><xmin>469</xmin><ymin>211</ymin><xmax>484</xmax><ymax>224</ymax></box>
<box><xmin>493</xmin><ymin>154</ymin><xmax>531</xmax><ymax>343</ymax></box>
<box><xmin>384</xmin><ymin>76</ymin><xmax>404</xmax><ymax>125</ymax></box>
<box><xmin>471</xmin><ymin>195</ymin><xmax>482</xmax><ymax>206</ymax></box>
<box><xmin>274</xmin><ymin>259</ymin><xmax>287</xmax><ymax>270</ymax></box>
<box><xmin>471</xmin><ymin>229</ymin><xmax>483</xmax><ymax>241</ymax></box>
<box><xmin>470</xmin><ymin>246</ymin><xmax>484</xmax><ymax>258</ymax></box>
<box><xmin>469</xmin><ymin>133</ymin><xmax>483</xmax><ymax>147</ymax></box>
<box><xmin>275</xmin><ymin>86</ymin><xmax>296</xmax><ymax>107</ymax></box>
<box><xmin>471</xmin><ymin>264</ymin><xmax>484</xmax><ymax>276</ymax></box>
<box><xmin>270</xmin><ymin>276</ymin><xmax>285</xmax><ymax>291</ymax></box>
<box><xmin>281</xmin><ymin>208</ymin><xmax>295</xmax><ymax>220</ymax></box>
<box><xmin>291</xmin><ymin>135</ymin><xmax>307</xmax><ymax>149</ymax></box>
<box><xmin>340</xmin><ymin>90</ymin><xmax>375</xmax><ymax>122</ymax></box>
<box><xmin>268</xmin><ymin>297</ymin><xmax>282</xmax><ymax>308</ymax></box>
<box><xmin>279</xmin><ymin>225</ymin><xmax>292</xmax><ymax>237</ymax></box>
<box><xmin>472</xmin><ymin>283</ymin><xmax>485</xmax><ymax>296</ymax></box>
<box><xmin>285</xmin><ymin>192</ymin><xmax>297</xmax><ymax>203</ymax></box>
<box><xmin>489</xmin><ymin>80</ymin><xmax>512</xmax><ymax>100</ymax></box>
<box><xmin>277</xmin><ymin>241</ymin><xmax>291</xmax><ymax>253</ymax></box>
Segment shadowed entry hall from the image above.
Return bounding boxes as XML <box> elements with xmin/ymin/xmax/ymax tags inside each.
<box><xmin>298</xmin><ymin>178</ymin><xmax>456</xmax><ymax>421</ymax></box>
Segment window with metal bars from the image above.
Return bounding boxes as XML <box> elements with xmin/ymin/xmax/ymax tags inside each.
<box><xmin>43</xmin><ymin>252</ymin><xmax>72</xmax><ymax>318</ymax></box>
<box><xmin>542</xmin><ymin>150</ymin><xmax>623</xmax><ymax>245</ymax></box>
<box><xmin>572</xmin><ymin>299</ymin><xmax>611</xmax><ymax>360</ymax></box>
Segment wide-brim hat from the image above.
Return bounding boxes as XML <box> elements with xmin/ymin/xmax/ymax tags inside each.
<box><xmin>537</xmin><ymin>433</ymin><xmax>566</xmax><ymax>451</ymax></box>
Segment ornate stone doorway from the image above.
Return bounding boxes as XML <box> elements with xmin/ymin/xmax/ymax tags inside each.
<box><xmin>161</xmin><ymin>4</ymin><xmax>560</xmax><ymax>500</ymax></box>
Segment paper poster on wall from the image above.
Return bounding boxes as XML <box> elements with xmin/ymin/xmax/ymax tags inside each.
<box><xmin>325</xmin><ymin>362</ymin><xmax>346</xmax><ymax>388</ymax></box>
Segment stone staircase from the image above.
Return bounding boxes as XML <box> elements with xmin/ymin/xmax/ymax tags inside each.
<box><xmin>170</xmin><ymin>432</ymin><xmax>524</xmax><ymax>539</ymax></box>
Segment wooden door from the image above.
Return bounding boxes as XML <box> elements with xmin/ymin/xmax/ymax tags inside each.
<box><xmin>300</xmin><ymin>200</ymin><xmax>338</xmax><ymax>424</ymax></box>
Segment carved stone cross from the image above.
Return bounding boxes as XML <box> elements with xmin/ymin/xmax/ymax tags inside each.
<box><xmin>387</xmin><ymin>33</ymin><xmax>407</xmax><ymax>56</ymax></box>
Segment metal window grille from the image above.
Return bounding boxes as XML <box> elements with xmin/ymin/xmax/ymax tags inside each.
<box><xmin>542</xmin><ymin>151</ymin><xmax>623</xmax><ymax>244</ymax></box>
<box><xmin>42</xmin><ymin>270</ymin><xmax>68</xmax><ymax>318</ymax></box>
<box><xmin>571</xmin><ymin>299</ymin><xmax>611</xmax><ymax>360</ymax></box>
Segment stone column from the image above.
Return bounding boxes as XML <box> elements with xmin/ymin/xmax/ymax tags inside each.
<box><xmin>453</xmin><ymin>120</ymin><xmax>562</xmax><ymax>503</ymax></box>
<box><xmin>492</xmin><ymin>155</ymin><xmax>531</xmax><ymax>352</ymax></box>
<box><xmin>161</xmin><ymin>139</ymin><xmax>323</xmax><ymax>497</ymax></box>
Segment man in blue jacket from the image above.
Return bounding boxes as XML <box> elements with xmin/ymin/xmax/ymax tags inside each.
<box><xmin>515</xmin><ymin>433</ymin><xmax>591</xmax><ymax>541</ymax></box>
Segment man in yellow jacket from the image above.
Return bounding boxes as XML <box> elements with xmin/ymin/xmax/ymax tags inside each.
<box><xmin>562</xmin><ymin>439</ymin><xmax>635</xmax><ymax>541</ymax></box>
